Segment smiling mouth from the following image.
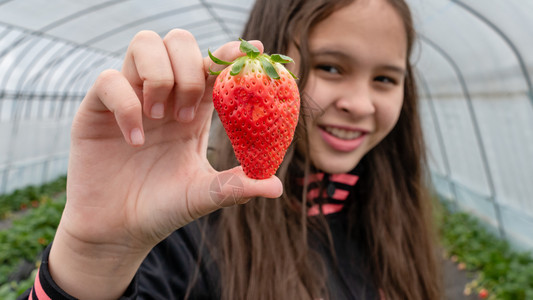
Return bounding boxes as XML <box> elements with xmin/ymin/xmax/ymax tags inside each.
<box><xmin>322</xmin><ymin>126</ymin><xmax>363</xmax><ymax>140</ymax></box>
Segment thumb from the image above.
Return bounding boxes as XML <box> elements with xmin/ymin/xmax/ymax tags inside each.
<box><xmin>208</xmin><ymin>166</ymin><xmax>283</xmax><ymax>207</ymax></box>
<box><xmin>189</xmin><ymin>166</ymin><xmax>283</xmax><ymax>219</ymax></box>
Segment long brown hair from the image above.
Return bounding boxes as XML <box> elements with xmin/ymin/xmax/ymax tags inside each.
<box><xmin>206</xmin><ymin>0</ymin><xmax>443</xmax><ymax>299</ymax></box>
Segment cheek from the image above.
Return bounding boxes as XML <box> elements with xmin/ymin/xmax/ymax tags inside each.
<box><xmin>376</xmin><ymin>97</ymin><xmax>403</xmax><ymax>134</ymax></box>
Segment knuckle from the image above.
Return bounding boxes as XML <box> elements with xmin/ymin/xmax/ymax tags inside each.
<box><xmin>143</xmin><ymin>78</ymin><xmax>175</xmax><ymax>90</ymax></box>
<box><xmin>98</xmin><ymin>69</ymin><xmax>121</xmax><ymax>81</ymax></box>
<box><xmin>132</xmin><ymin>30</ymin><xmax>160</xmax><ymax>43</ymax></box>
<box><xmin>115</xmin><ymin>101</ymin><xmax>141</xmax><ymax>119</ymax></box>
<box><xmin>164</xmin><ymin>28</ymin><xmax>196</xmax><ymax>44</ymax></box>
<box><xmin>94</xmin><ymin>69</ymin><xmax>121</xmax><ymax>88</ymax></box>
<box><xmin>177</xmin><ymin>80</ymin><xmax>205</xmax><ymax>99</ymax></box>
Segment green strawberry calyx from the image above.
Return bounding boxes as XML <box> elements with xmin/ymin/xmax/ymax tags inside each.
<box><xmin>208</xmin><ymin>38</ymin><xmax>298</xmax><ymax>80</ymax></box>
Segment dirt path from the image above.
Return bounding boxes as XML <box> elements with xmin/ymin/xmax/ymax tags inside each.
<box><xmin>443</xmin><ymin>257</ymin><xmax>478</xmax><ymax>300</ymax></box>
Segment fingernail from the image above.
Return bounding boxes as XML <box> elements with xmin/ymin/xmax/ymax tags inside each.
<box><xmin>151</xmin><ymin>103</ymin><xmax>165</xmax><ymax>119</ymax></box>
<box><xmin>178</xmin><ymin>106</ymin><xmax>195</xmax><ymax>122</ymax></box>
<box><xmin>130</xmin><ymin>128</ymin><xmax>144</xmax><ymax>145</ymax></box>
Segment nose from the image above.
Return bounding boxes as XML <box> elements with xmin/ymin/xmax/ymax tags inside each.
<box><xmin>334</xmin><ymin>81</ymin><xmax>375</xmax><ymax>116</ymax></box>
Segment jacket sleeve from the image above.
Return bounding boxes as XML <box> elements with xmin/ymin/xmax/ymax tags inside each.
<box><xmin>17</xmin><ymin>244</ymin><xmax>138</xmax><ymax>300</ymax></box>
<box><xmin>17</xmin><ymin>220</ymin><xmax>218</xmax><ymax>300</ymax></box>
<box><xmin>135</xmin><ymin>221</ymin><xmax>220</xmax><ymax>299</ymax></box>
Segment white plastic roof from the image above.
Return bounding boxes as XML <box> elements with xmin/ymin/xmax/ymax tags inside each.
<box><xmin>0</xmin><ymin>0</ymin><xmax>532</xmax><ymax>249</ymax></box>
<box><xmin>0</xmin><ymin>0</ymin><xmax>255</xmax><ymax>95</ymax></box>
<box><xmin>0</xmin><ymin>0</ymin><xmax>532</xmax><ymax>96</ymax></box>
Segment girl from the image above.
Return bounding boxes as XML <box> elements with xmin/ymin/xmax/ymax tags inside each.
<box><xmin>22</xmin><ymin>0</ymin><xmax>442</xmax><ymax>299</ymax></box>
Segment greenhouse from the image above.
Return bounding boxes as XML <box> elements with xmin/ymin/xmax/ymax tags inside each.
<box><xmin>0</xmin><ymin>0</ymin><xmax>532</xmax><ymax>299</ymax></box>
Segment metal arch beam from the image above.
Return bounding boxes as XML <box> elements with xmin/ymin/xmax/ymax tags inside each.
<box><xmin>0</xmin><ymin>0</ymin><xmax>15</xmax><ymax>7</ymax></box>
<box><xmin>3</xmin><ymin>37</ymin><xmax>86</xmax><ymax>120</ymax></box>
<box><xmin>52</xmin><ymin>49</ymin><xmax>97</xmax><ymax>93</ymax></box>
<box><xmin>38</xmin><ymin>47</ymin><xmax>88</xmax><ymax>95</ymax></box>
<box><xmin>199</xmin><ymin>0</ymin><xmax>234</xmax><ymax>39</ymax></box>
<box><xmin>22</xmin><ymin>44</ymin><xmax>82</xmax><ymax>95</ymax></box>
<box><xmin>63</xmin><ymin>55</ymin><xmax>118</xmax><ymax>96</ymax></box>
<box><xmin>38</xmin><ymin>4</ymin><xmax>201</xmax><ymax>94</ymax></box>
<box><xmin>24</xmin><ymin>41</ymin><xmax>73</xmax><ymax>119</ymax></box>
<box><xmin>0</xmin><ymin>24</ymin><xmax>119</xmax><ymax>62</ymax></box>
<box><xmin>24</xmin><ymin>2</ymin><xmax>243</xmax><ymax>93</ymax></box>
<box><xmin>13</xmin><ymin>39</ymin><xmax>62</xmax><ymax>92</ymax></box>
<box><xmin>207</xmin><ymin>2</ymin><xmax>250</xmax><ymax>14</ymax></box>
<box><xmin>0</xmin><ymin>0</ymin><xmax>126</xmax><ymax>60</ymax></box>
<box><xmin>0</xmin><ymin>25</ymin><xmax>10</xmax><ymax>46</ymax></box>
<box><xmin>198</xmin><ymin>36</ymin><xmax>233</xmax><ymax>52</ymax></box>
<box><xmin>416</xmin><ymin>70</ymin><xmax>459</xmax><ymax>209</ymax></box>
<box><xmin>81</xmin><ymin>4</ymin><xmax>204</xmax><ymax>48</ymax></box>
<box><xmin>60</xmin><ymin>56</ymin><xmax>115</xmax><ymax>117</ymax></box>
<box><xmin>2</xmin><ymin>2</ymin><xmax>252</xmax><ymax>92</ymax></box>
<box><xmin>93</xmin><ymin>2</ymin><xmax>251</xmax><ymax>55</ymax></box>
<box><xmin>49</xmin><ymin>51</ymin><xmax>96</xmax><ymax>118</ymax></box>
<box><xmin>113</xmin><ymin>18</ymin><xmax>221</xmax><ymax>55</ymax></box>
<box><xmin>0</xmin><ymin>25</ymin><xmax>14</xmax><ymax>100</ymax></box>
<box><xmin>39</xmin><ymin>0</ymin><xmax>128</xmax><ymax>32</ymax></box>
<box><xmin>419</xmin><ymin>34</ymin><xmax>506</xmax><ymax>240</ymax></box>
<box><xmin>0</xmin><ymin>42</ymin><xmax>77</xmax><ymax>194</ymax></box>
<box><xmin>22</xmin><ymin>44</ymin><xmax>101</xmax><ymax>95</ymax></box>
<box><xmin>77</xmin><ymin>58</ymin><xmax>118</xmax><ymax>97</ymax></box>
<box><xmin>0</xmin><ymin>37</ymin><xmax>55</xmax><ymax>104</ymax></box>
<box><xmin>451</xmin><ymin>0</ymin><xmax>533</xmax><ymax>109</ymax></box>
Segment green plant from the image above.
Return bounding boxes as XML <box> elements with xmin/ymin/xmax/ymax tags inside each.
<box><xmin>0</xmin><ymin>268</ymin><xmax>37</xmax><ymax>300</ymax></box>
<box><xmin>438</xmin><ymin>200</ymin><xmax>533</xmax><ymax>299</ymax></box>
<box><xmin>0</xmin><ymin>176</ymin><xmax>66</xmax><ymax>219</ymax></box>
<box><xmin>0</xmin><ymin>195</ymin><xmax>65</xmax><ymax>286</ymax></box>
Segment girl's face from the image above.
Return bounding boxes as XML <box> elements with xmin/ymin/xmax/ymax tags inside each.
<box><xmin>291</xmin><ymin>0</ymin><xmax>407</xmax><ymax>174</ymax></box>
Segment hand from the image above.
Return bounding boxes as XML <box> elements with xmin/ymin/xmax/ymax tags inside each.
<box><xmin>48</xmin><ymin>29</ymin><xmax>282</xmax><ymax>299</ymax></box>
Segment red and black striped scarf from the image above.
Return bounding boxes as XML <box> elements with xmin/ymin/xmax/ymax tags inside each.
<box><xmin>297</xmin><ymin>164</ymin><xmax>363</xmax><ymax>216</ymax></box>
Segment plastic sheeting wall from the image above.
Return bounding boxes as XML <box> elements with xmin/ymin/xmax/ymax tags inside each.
<box><xmin>409</xmin><ymin>0</ymin><xmax>533</xmax><ymax>251</ymax></box>
<box><xmin>0</xmin><ymin>24</ymin><xmax>122</xmax><ymax>194</ymax></box>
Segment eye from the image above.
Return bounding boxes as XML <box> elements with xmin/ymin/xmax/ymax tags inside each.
<box><xmin>316</xmin><ymin>64</ymin><xmax>341</xmax><ymax>75</ymax></box>
<box><xmin>374</xmin><ymin>75</ymin><xmax>396</xmax><ymax>84</ymax></box>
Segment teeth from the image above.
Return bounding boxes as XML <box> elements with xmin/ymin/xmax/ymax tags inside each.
<box><xmin>324</xmin><ymin>126</ymin><xmax>362</xmax><ymax>140</ymax></box>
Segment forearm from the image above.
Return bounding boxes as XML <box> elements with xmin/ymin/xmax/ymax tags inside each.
<box><xmin>48</xmin><ymin>227</ymin><xmax>149</xmax><ymax>300</ymax></box>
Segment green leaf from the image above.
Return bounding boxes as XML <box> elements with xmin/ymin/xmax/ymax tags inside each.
<box><xmin>239</xmin><ymin>38</ymin><xmax>260</xmax><ymax>59</ymax></box>
<box><xmin>208</xmin><ymin>49</ymin><xmax>232</xmax><ymax>65</ymax></box>
<box><xmin>208</xmin><ymin>68</ymin><xmax>222</xmax><ymax>76</ymax></box>
<box><xmin>287</xmin><ymin>69</ymin><xmax>298</xmax><ymax>80</ymax></box>
<box><xmin>271</xmin><ymin>54</ymin><xmax>294</xmax><ymax>64</ymax></box>
<box><xmin>259</xmin><ymin>57</ymin><xmax>280</xmax><ymax>80</ymax></box>
<box><xmin>230</xmin><ymin>58</ymin><xmax>245</xmax><ymax>76</ymax></box>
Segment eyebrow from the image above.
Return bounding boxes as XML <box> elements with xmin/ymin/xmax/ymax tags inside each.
<box><xmin>311</xmin><ymin>49</ymin><xmax>407</xmax><ymax>76</ymax></box>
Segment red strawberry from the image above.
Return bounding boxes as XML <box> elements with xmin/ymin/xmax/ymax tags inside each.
<box><xmin>478</xmin><ymin>288</ymin><xmax>489</xmax><ymax>299</ymax></box>
<box><xmin>209</xmin><ymin>39</ymin><xmax>300</xmax><ymax>179</ymax></box>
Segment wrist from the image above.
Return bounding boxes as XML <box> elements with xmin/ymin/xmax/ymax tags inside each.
<box><xmin>48</xmin><ymin>226</ymin><xmax>149</xmax><ymax>300</ymax></box>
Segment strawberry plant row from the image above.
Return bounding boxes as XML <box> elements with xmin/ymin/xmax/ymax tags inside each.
<box><xmin>0</xmin><ymin>193</ymin><xmax>66</xmax><ymax>297</ymax></box>
<box><xmin>0</xmin><ymin>269</ymin><xmax>37</xmax><ymax>300</ymax></box>
<box><xmin>438</xmin><ymin>201</ymin><xmax>533</xmax><ymax>300</ymax></box>
<box><xmin>0</xmin><ymin>176</ymin><xmax>66</xmax><ymax>219</ymax></box>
